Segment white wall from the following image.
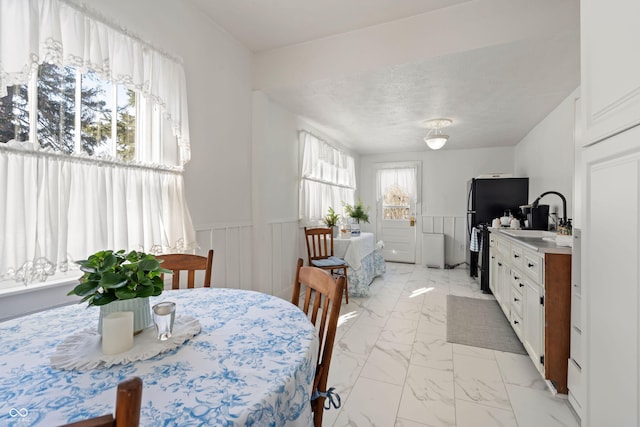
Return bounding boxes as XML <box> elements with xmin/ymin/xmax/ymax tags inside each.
<box><xmin>360</xmin><ymin>147</ymin><xmax>516</xmax><ymax>266</ymax></box>
<box><xmin>251</xmin><ymin>91</ymin><xmax>360</xmax><ymax>298</ymax></box>
<box><xmin>514</xmin><ymin>88</ymin><xmax>579</xmax><ymax>223</ymax></box>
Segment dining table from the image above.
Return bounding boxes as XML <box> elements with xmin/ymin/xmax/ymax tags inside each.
<box><xmin>333</xmin><ymin>232</ymin><xmax>386</xmax><ymax>297</ymax></box>
<box><xmin>0</xmin><ymin>288</ymin><xmax>319</xmax><ymax>426</ymax></box>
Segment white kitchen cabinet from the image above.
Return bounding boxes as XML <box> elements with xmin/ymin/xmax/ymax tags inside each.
<box><xmin>523</xmin><ymin>277</ymin><xmax>543</xmax><ymax>374</ymax></box>
<box><xmin>489</xmin><ymin>231</ymin><xmax>571</xmax><ymax>394</ymax></box>
<box><xmin>582</xmin><ymin>125</ymin><xmax>640</xmax><ymax>427</ymax></box>
<box><xmin>581</xmin><ymin>0</ymin><xmax>640</xmax><ymax>146</ymax></box>
<box><xmin>567</xmin><ymin>229</ymin><xmax>584</xmax><ymax>418</ymax></box>
<box><xmin>580</xmin><ymin>0</ymin><xmax>640</xmax><ymax>424</ymax></box>
<box><xmin>491</xmin><ymin>236</ymin><xmax>511</xmax><ymax>317</ymax></box>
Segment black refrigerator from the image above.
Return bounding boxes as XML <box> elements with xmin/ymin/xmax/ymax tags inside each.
<box><xmin>466</xmin><ymin>177</ymin><xmax>529</xmax><ymax>292</ymax></box>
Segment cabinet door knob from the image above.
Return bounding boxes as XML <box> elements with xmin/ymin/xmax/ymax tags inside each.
<box><xmin>514</xmin><ymin>254</ymin><xmax>520</xmax><ymax>258</ymax></box>
<box><xmin>514</xmin><ymin>297</ymin><xmax>520</xmax><ymax>302</ymax></box>
<box><xmin>519</xmin><ymin>283</ymin><xmax>524</xmax><ymax>288</ymax></box>
<box><xmin>514</xmin><ymin>276</ymin><xmax>519</xmax><ymax>280</ymax></box>
<box><xmin>513</xmin><ymin>320</ymin><xmax>519</xmax><ymax>325</ymax></box>
<box><xmin>498</xmin><ymin>262</ymin><xmax>502</xmax><ymax>266</ymax></box>
<box><xmin>528</xmin><ymin>263</ymin><xmax>534</xmax><ymax>268</ymax></box>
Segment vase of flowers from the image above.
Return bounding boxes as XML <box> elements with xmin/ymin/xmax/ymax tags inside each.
<box><xmin>322</xmin><ymin>207</ymin><xmax>341</xmax><ymax>238</ymax></box>
<box><xmin>68</xmin><ymin>249</ymin><xmax>170</xmax><ymax>333</ymax></box>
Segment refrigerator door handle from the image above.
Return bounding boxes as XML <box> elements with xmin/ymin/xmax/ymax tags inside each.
<box><xmin>467</xmin><ymin>182</ymin><xmax>474</xmax><ymax>237</ymax></box>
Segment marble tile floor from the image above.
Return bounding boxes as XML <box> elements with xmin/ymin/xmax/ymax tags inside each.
<box><xmin>323</xmin><ymin>262</ymin><xmax>580</xmax><ymax>427</ymax></box>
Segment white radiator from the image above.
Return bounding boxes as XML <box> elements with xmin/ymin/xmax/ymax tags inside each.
<box><xmin>422</xmin><ymin>233</ymin><xmax>445</xmax><ymax>268</ymax></box>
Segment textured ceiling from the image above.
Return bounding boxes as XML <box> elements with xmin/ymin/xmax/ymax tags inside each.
<box><xmin>264</xmin><ymin>32</ymin><xmax>580</xmax><ymax>154</ymax></box>
<box><xmin>189</xmin><ymin>0</ymin><xmax>580</xmax><ymax>154</ymax></box>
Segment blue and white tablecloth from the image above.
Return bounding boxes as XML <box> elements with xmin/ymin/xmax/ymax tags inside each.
<box><xmin>0</xmin><ymin>288</ymin><xmax>319</xmax><ymax>426</ymax></box>
<box><xmin>334</xmin><ymin>232</ymin><xmax>386</xmax><ymax>297</ymax></box>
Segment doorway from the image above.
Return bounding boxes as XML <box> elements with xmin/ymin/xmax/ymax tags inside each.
<box><xmin>376</xmin><ymin>163</ymin><xmax>419</xmax><ymax>263</ymax></box>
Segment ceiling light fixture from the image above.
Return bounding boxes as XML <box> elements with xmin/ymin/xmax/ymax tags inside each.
<box><xmin>423</xmin><ymin>118</ymin><xmax>452</xmax><ymax>150</ymax></box>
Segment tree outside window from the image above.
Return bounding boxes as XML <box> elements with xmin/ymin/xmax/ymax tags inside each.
<box><xmin>383</xmin><ymin>184</ymin><xmax>411</xmax><ymax>220</ymax></box>
<box><xmin>0</xmin><ymin>63</ymin><xmax>136</xmax><ymax>160</ymax></box>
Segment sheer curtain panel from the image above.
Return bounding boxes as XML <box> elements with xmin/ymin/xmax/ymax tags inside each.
<box><xmin>376</xmin><ymin>167</ymin><xmax>418</xmax><ymax>202</ymax></box>
<box><xmin>299</xmin><ymin>131</ymin><xmax>356</xmax><ymax>222</ymax></box>
<box><xmin>0</xmin><ymin>143</ymin><xmax>196</xmax><ymax>285</ymax></box>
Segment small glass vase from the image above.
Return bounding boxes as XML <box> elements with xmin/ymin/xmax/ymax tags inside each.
<box><xmin>351</xmin><ymin>222</ymin><xmax>361</xmax><ymax>236</ymax></box>
<box><xmin>98</xmin><ymin>297</ymin><xmax>152</xmax><ymax>334</ymax></box>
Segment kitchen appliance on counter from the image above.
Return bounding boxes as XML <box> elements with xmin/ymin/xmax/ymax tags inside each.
<box><xmin>467</xmin><ymin>177</ymin><xmax>529</xmax><ymax>293</ymax></box>
<box><xmin>520</xmin><ymin>204</ymin><xmax>549</xmax><ymax>230</ymax></box>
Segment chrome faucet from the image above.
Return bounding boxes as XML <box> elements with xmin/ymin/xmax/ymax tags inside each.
<box><xmin>532</xmin><ymin>191</ymin><xmax>567</xmax><ymax>226</ymax></box>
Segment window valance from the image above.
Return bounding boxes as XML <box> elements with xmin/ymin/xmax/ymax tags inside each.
<box><xmin>300</xmin><ymin>130</ymin><xmax>356</xmax><ymax>189</ymax></box>
<box><xmin>0</xmin><ymin>0</ymin><xmax>191</xmax><ymax>163</ymax></box>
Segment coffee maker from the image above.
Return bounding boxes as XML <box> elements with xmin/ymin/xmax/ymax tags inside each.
<box><xmin>520</xmin><ymin>204</ymin><xmax>549</xmax><ymax>230</ymax></box>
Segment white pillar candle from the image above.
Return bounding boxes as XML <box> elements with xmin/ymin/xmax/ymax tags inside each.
<box><xmin>102</xmin><ymin>311</ymin><xmax>134</xmax><ymax>355</ymax></box>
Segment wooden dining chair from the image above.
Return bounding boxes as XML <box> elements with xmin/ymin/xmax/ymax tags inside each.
<box><xmin>156</xmin><ymin>249</ymin><xmax>214</xmax><ymax>289</ymax></box>
<box><xmin>303</xmin><ymin>227</ymin><xmax>349</xmax><ymax>303</ymax></box>
<box><xmin>292</xmin><ymin>259</ymin><xmax>345</xmax><ymax>427</ymax></box>
<box><xmin>61</xmin><ymin>376</ymin><xmax>143</xmax><ymax>427</ymax></box>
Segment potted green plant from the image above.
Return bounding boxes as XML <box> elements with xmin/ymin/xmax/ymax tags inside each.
<box><xmin>344</xmin><ymin>199</ymin><xmax>370</xmax><ymax>236</ymax></box>
<box><xmin>344</xmin><ymin>199</ymin><xmax>369</xmax><ymax>236</ymax></box>
<box><xmin>68</xmin><ymin>249</ymin><xmax>171</xmax><ymax>333</ymax></box>
<box><xmin>344</xmin><ymin>199</ymin><xmax>370</xmax><ymax>224</ymax></box>
<box><xmin>322</xmin><ymin>207</ymin><xmax>341</xmax><ymax>237</ymax></box>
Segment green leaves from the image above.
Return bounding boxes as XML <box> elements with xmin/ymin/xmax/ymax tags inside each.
<box><xmin>322</xmin><ymin>206</ymin><xmax>340</xmax><ymax>227</ymax></box>
<box><xmin>67</xmin><ymin>281</ymin><xmax>100</xmax><ymax>297</ymax></box>
<box><xmin>343</xmin><ymin>199</ymin><xmax>370</xmax><ymax>224</ymax></box>
<box><xmin>69</xmin><ymin>249</ymin><xmax>171</xmax><ymax>307</ymax></box>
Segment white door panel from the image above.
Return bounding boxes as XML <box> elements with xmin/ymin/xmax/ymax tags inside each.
<box><xmin>381</xmin><ymin>220</ymin><xmax>416</xmax><ymax>263</ymax></box>
<box><xmin>376</xmin><ymin>163</ymin><xmax>420</xmax><ymax>264</ymax></box>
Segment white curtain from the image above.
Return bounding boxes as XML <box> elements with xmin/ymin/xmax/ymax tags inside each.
<box><xmin>300</xmin><ymin>131</ymin><xmax>356</xmax><ymax>221</ymax></box>
<box><xmin>376</xmin><ymin>167</ymin><xmax>417</xmax><ymax>202</ymax></box>
<box><xmin>0</xmin><ymin>142</ymin><xmax>196</xmax><ymax>284</ymax></box>
<box><xmin>0</xmin><ymin>0</ymin><xmax>197</xmax><ymax>286</ymax></box>
<box><xmin>0</xmin><ymin>0</ymin><xmax>190</xmax><ymax>163</ymax></box>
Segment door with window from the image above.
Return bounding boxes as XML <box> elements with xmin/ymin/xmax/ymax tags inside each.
<box><xmin>376</xmin><ymin>164</ymin><xmax>418</xmax><ymax>263</ymax></box>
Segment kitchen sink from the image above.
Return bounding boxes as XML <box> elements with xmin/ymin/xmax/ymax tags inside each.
<box><xmin>499</xmin><ymin>229</ymin><xmax>557</xmax><ymax>238</ymax></box>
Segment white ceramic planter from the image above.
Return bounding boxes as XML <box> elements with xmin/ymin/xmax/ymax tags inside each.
<box><xmin>98</xmin><ymin>297</ymin><xmax>152</xmax><ymax>334</ymax></box>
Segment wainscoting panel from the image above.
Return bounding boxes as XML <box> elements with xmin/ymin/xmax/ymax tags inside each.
<box><xmin>194</xmin><ymin>220</ymin><xmax>299</xmax><ymax>299</ymax></box>
<box><xmin>269</xmin><ymin>220</ymin><xmax>301</xmax><ymax>299</ymax></box>
<box><xmin>421</xmin><ymin>215</ymin><xmax>467</xmax><ymax>267</ymax></box>
<box><xmin>194</xmin><ymin>223</ymin><xmax>253</xmax><ymax>290</ymax></box>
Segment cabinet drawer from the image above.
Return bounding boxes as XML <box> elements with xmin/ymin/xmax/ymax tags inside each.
<box><xmin>510</xmin><ymin>269</ymin><xmax>526</xmax><ymax>291</ymax></box>
<box><xmin>567</xmin><ymin>358</ymin><xmax>584</xmax><ymax>416</ymax></box>
<box><xmin>571</xmin><ymin>326</ymin><xmax>583</xmax><ymax>368</ymax></box>
<box><xmin>510</xmin><ymin>246</ymin><xmax>524</xmax><ymax>268</ymax></box>
<box><xmin>523</xmin><ymin>252</ymin><xmax>543</xmax><ymax>283</ymax></box>
<box><xmin>511</xmin><ymin>311</ymin><xmax>523</xmax><ymax>340</ymax></box>
<box><xmin>511</xmin><ymin>286</ymin><xmax>523</xmax><ymax>317</ymax></box>
<box><xmin>571</xmin><ymin>292</ymin><xmax>582</xmax><ymax>332</ymax></box>
<box><xmin>493</xmin><ymin>235</ymin><xmax>509</xmax><ymax>256</ymax></box>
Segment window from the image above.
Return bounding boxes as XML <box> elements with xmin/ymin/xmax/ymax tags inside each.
<box><xmin>299</xmin><ymin>131</ymin><xmax>356</xmax><ymax>224</ymax></box>
<box><xmin>382</xmin><ymin>184</ymin><xmax>412</xmax><ymax>219</ymax></box>
<box><xmin>1</xmin><ymin>64</ymin><xmax>150</xmax><ymax>162</ymax></box>
<box><xmin>377</xmin><ymin>167</ymin><xmax>418</xmax><ymax>220</ymax></box>
<box><xmin>0</xmin><ymin>0</ymin><xmax>194</xmax><ymax>289</ymax></box>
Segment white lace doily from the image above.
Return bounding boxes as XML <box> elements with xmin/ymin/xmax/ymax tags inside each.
<box><xmin>50</xmin><ymin>315</ymin><xmax>201</xmax><ymax>370</ymax></box>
